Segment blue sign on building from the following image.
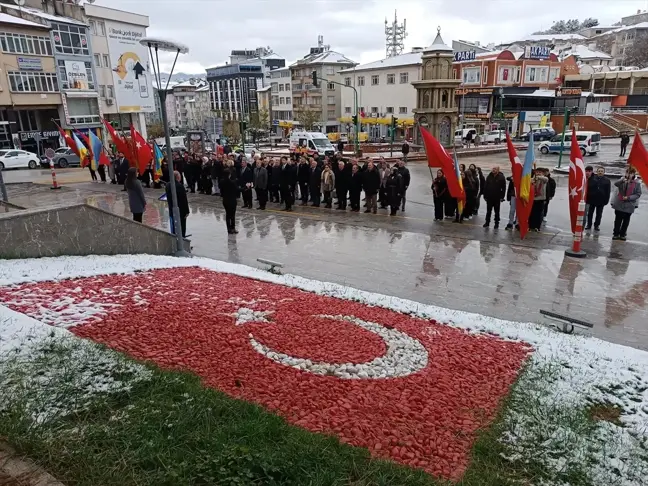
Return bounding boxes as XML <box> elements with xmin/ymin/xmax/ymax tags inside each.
<box><xmin>453</xmin><ymin>50</ymin><xmax>476</xmax><ymax>62</ymax></box>
<box><xmin>272</xmin><ymin>119</ymin><xmax>279</xmax><ymax>126</ymax></box>
<box><xmin>525</xmin><ymin>46</ymin><xmax>551</xmax><ymax>60</ymax></box>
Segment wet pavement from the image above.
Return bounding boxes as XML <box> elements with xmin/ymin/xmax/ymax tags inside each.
<box><xmin>4</xmin><ymin>176</ymin><xmax>648</xmax><ymax>351</ymax></box>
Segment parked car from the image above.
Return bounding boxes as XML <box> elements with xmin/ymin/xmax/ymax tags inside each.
<box><xmin>482</xmin><ymin>130</ymin><xmax>505</xmax><ymax>144</ymax></box>
<box><xmin>538</xmin><ymin>131</ymin><xmax>601</xmax><ymax>157</ymax></box>
<box><xmin>454</xmin><ymin>128</ymin><xmax>477</xmax><ymax>144</ymax></box>
<box><xmin>520</xmin><ymin>127</ymin><xmax>556</xmax><ymax>141</ymax></box>
<box><xmin>39</xmin><ymin>147</ymin><xmax>72</xmax><ymax>167</ymax></box>
<box><xmin>0</xmin><ymin>149</ymin><xmax>40</xmax><ymax>170</ymax></box>
<box><xmin>50</xmin><ymin>148</ymin><xmax>81</xmax><ymax>168</ymax></box>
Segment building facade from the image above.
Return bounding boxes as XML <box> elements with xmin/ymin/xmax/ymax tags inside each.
<box><xmin>269</xmin><ymin>66</ymin><xmax>293</xmax><ymax>135</ymax></box>
<box><xmin>207</xmin><ymin>63</ymin><xmax>263</xmax><ymax>121</ymax></box>
<box><xmin>290</xmin><ymin>41</ymin><xmax>356</xmax><ymax>133</ymax></box>
<box><xmin>0</xmin><ymin>12</ymin><xmax>61</xmax><ymax>152</ymax></box>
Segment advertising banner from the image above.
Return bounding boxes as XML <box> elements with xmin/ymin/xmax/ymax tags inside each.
<box><xmin>64</xmin><ymin>60</ymin><xmax>89</xmax><ymax>89</ymax></box>
<box><xmin>105</xmin><ymin>21</ymin><xmax>154</xmax><ymax>113</ymax></box>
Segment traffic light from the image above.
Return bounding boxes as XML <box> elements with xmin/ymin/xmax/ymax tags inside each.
<box><xmin>312</xmin><ymin>70</ymin><xmax>318</xmax><ymax>87</ymax></box>
<box><xmin>351</xmin><ymin>114</ymin><xmax>358</xmax><ymax>126</ymax></box>
<box><xmin>391</xmin><ymin>116</ymin><xmax>398</xmax><ymax>128</ymax></box>
<box><xmin>240</xmin><ymin>120</ymin><xmax>247</xmax><ymax>132</ymax></box>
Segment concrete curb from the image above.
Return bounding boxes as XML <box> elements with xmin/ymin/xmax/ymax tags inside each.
<box><xmin>0</xmin><ymin>442</ymin><xmax>65</xmax><ymax>486</ymax></box>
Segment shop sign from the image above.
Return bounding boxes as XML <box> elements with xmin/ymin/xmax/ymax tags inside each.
<box><xmin>453</xmin><ymin>50</ymin><xmax>476</xmax><ymax>62</ymax></box>
<box><xmin>524</xmin><ymin>45</ymin><xmax>551</xmax><ymax>60</ymax></box>
<box><xmin>560</xmin><ymin>88</ymin><xmax>582</xmax><ymax>96</ymax></box>
<box><xmin>456</xmin><ymin>88</ymin><xmax>493</xmax><ymax>96</ymax></box>
<box><xmin>64</xmin><ymin>60</ymin><xmax>89</xmax><ymax>90</ymax></box>
<box><xmin>19</xmin><ymin>130</ymin><xmax>60</xmax><ymax>142</ymax></box>
<box><xmin>17</xmin><ymin>57</ymin><xmax>42</xmax><ymax>71</ymax></box>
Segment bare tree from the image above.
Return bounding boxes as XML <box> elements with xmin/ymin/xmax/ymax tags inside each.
<box><xmin>295</xmin><ymin>109</ymin><xmax>320</xmax><ymax>131</ymax></box>
<box><xmin>222</xmin><ymin>120</ymin><xmax>241</xmax><ymax>144</ymax></box>
<box><xmin>624</xmin><ymin>31</ymin><xmax>648</xmax><ymax>68</ymax></box>
<box><xmin>147</xmin><ymin>123</ymin><xmax>165</xmax><ymax>139</ymax></box>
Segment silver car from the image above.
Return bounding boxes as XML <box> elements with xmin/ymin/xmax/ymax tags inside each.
<box><xmin>51</xmin><ymin>148</ymin><xmax>81</xmax><ymax>168</ymax></box>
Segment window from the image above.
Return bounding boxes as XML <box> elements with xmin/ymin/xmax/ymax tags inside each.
<box><xmin>272</xmin><ymin>95</ymin><xmax>279</xmax><ymax>104</ymax></box>
<box><xmin>452</xmin><ymin>69</ymin><xmax>457</xmax><ymax>79</ymax></box>
<box><xmin>327</xmin><ymin>110</ymin><xmax>336</xmax><ymax>119</ymax></box>
<box><xmin>386</xmin><ymin>106</ymin><xmax>394</xmax><ymax>113</ymax></box>
<box><xmin>326</xmin><ymin>66</ymin><xmax>335</xmax><ymax>75</ymax></box>
<box><xmin>462</xmin><ymin>67</ymin><xmax>481</xmax><ymax>85</ymax></box>
<box><xmin>327</xmin><ymin>95</ymin><xmax>335</xmax><ymax>104</ymax></box>
<box><xmin>399</xmin><ymin>72</ymin><xmax>409</xmax><ymax>83</ymax></box>
<box><xmin>57</xmin><ymin>60</ymin><xmax>95</xmax><ymax>89</ymax></box>
<box><xmin>279</xmin><ymin>84</ymin><xmax>284</xmax><ymax>91</ymax></box>
<box><xmin>344</xmin><ymin>106</ymin><xmax>352</xmax><ymax>113</ymax></box>
<box><xmin>98</xmin><ymin>85</ymin><xmax>106</xmax><ymax>97</ymax></box>
<box><xmin>310</xmin><ymin>98</ymin><xmax>321</xmax><ymax>105</ymax></box>
<box><xmin>89</xmin><ymin>20</ymin><xmax>97</xmax><ymax>35</ymax></box>
<box><xmin>7</xmin><ymin>71</ymin><xmax>58</xmax><ymax>92</ymax></box>
<box><xmin>344</xmin><ymin>77</ymin><xmax>351</xmax><ymax>86</ymax></box>
<box><xmin>399</xmin><ymin>106</ymin><xmax>407</xmax><ymax>114</ymax></box>
<box><xmin>498</xmin><ymin>66</ymin><xmax>516</xmax><ymax>83</ymax></box>
<box><xmin>94</xmin><ymin>53</ymin><xmax>101</xmax><ymax>67</ymax></box>
<box><xmin>327</xmin><ymin>82</ymin><xmax>335</xmax><ymax>90</ymax></box>
<box><xmin>107</xmin><ymin>85</ymin><xmax>114</xmax><ymax>97</ymax></box>
<box><xmin>103</xmin><ymin>54</ymin><xmax>110</xmax><ymax>68</ymax></box>
<box><xmin>284</xmin><ymin>83</ymin><xmax>290</xmax><ymax>90</ymax></box>
<box><xmin>524</xmin><ymin>66</ymin><xmax>548</xmax><ymax>83</ymax></box>
<box><xmin>271</xmin><ymin>82</ymin><xmax>278</xmax><ymax>93</ymax></box>
<box><xmin>387</xmin><ymin>74</ymin><xmax>395</xmax><ymax>84</ymax></box>
<box><xmin>51</xmin><ymin>22</ymin><xmax>90</xmax><ymax>56</ymax></box>
<box><xmin>483</xmin><ymin>67</ymin><xmax>488</xmax><ymax>83</ymax></box>
<box><xmin>0</xmin><ymin>32</ymin><xmax>52</xmax><ymax>56</ymax></box>
<box><xmin>370</xmin><ymin>106</ymin><xmax>378</xmax><ymax>114</ymax></box>
<box><xmin>371</xmin><ymin>75</ymin><xmax>379</xmax><ymax>85</ymax></box>
<box><xmin>66</xmin><ymin>97</ymin><xmax>101</xmax><ymax>125</ymax></box>
<box><xmin>549</xmin><ymin>67</ymin><xmax>561</xmax><ymax>83</ymax></box>
<box><xmin>286</xmin><ymin>97</ymin><xmax>291</xmax><ymax>104</ymax></box>
<box><xmin>357</xmin><ymin>76</ymin><xmax>365</xmax><ymax>86</ymax></box>
<box><xmin>279</xmin><ymin>97</ymin><xmax>285</xmax><ymax>104</ymax></box>
<box><xmin>98</xmin><ymin>21</ymin><xmax>106</xmax><ymax>36</ymax></box>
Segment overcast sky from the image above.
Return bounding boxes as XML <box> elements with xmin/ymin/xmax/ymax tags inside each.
<box><xmin>98</xmin><ymin>0</ymin><xmax>646</xmax><ymax>74</ymax></box>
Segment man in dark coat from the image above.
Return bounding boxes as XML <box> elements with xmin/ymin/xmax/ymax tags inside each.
<box><xmin>269</xmin><ymin>159</ymin><xmax>282</xmax><ymax>203</ymax></box>
<box><xmin>210</xmin><ymin>154</ymin><xmax>223</xmax><ymax>195</ymax></box>
<box><xmin>253</xmin><ymin>159</ymin><xmax>268</xmax><ymax>210</ymax></box>
<box><xmin>397</xmin><ymin>160</ymin><xmax>411</xmax><ymax>211</ymax></box>
<box><xmin>219</xmin><ymin>166</ymin><xmax>239</xmax><ymax>234</ymax></box>
<box><xmin>335</xmin><ymin>161</ymin><xmax>350</xmax><ymax>210</ymax></box>
<box><xmin>363</xmin><ymin>161</ymin><xmax>381</xmax><ymax>214</ymax></box>
<box><xmin>309</xmin><ymin>159</ymin><xmax>322</xmax><ymax>207</ymax></box>
<box><xmin>238</xmin><ymin>159</ymin><xmax>254</xmax><ymax>208</ymax></box>
<box><xmin>349</xmin><ymin>164</ymin><xmax>363</xmax><ymax>212</ymax></box>
<box><xmin>620</xmin><ymin>133</ymin><xmax>630</xmax><ymax>157</ymax></box>
<box><xmin>585</xmin><ymin>166</ymin><xmax>612</xmax><ymax>231</ymax></box>
<box><xmin>297</xmin><ymin>157</ymin><xmax>310</xmax><ymax>205</ymax></box>
<box><xmin>165</xmin><ymin>170</ymin><xmax>190</xmax><ymax>238</ymax></box>
<box><xmin>401</xmin><ymin>141</ymin><xmax>410</xmax><ymax>162</ymax></box>
<box><xmin>337</xmin><ymin>139</ymin><xmax>344</xmax><ymax>153</ymax></box>
<box><xmin>385</xmin><ymin>167</ymin><xmax>404</xmax><ymax>216</ymax></box>
<box><xmin>279</xmin><ymin>156</ymin><xmax>297</xmax><ymax>211</ymax></box>
<box><xmin>482</xmin><ymin>166</ymin><xmax>506</xmax><ymax>229</ymax></box>
<box><xmin>118</xmin><ymin>152</ymin><xmax>130</xmax><ymax>190</ymax></box>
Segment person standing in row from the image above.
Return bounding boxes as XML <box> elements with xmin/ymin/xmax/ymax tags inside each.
<box><xmin>529</xmin><ymin>169</ymin><xmax>548</xmax><ymax>232</ymax></box>
<box><xmin>612</xmin><ymin>167</ymin><xmax>641</xmax><ymax>241</ymax></box>
<box><xmin>238</xmin><ymin>159</ymin><xmax>254</xmax><ymax>209</ymax></box>
<box><xmin>118</xmin><ymin>152</ymin><xmax>129</xmax><ymax>190</ymax></box>
<box><xmin>482</xmin><ymin>165</ymin><xmax>506</xmax><ymax>229</ymax></box>
<box><xmin>269</xmin><ymin>159</ymin><xmax>282</xmax><ymax>203</ymax></box>
<box><xmin>219</xmin><ymin>164</ymin><xmax>239</xmax><ymax>234</ymax></box>
<box><xmin>309</xmin><ymin>160</ymin><xmax>322</xmax><ymax>207</ymax></box>
<box><xmin>165</xmin><ymin>170</ymin><xmax>190</xmax><ymax>238</ymax></box>
<box><xmin>378</xmin><ymin>161</ymin><xmax>390</xmax><ymax>209</ymax></box>
<box><xmin>398</xmin><ymin>160</ymin><xmax>410</xmax><ymax>212</ymax></box>
<box><xmin>505</xmin><ymin>176</ymin><xmax>517</xmax><ymax>230</ymax></box>
<box><xmin>125</xmin><ymin>167</ymin><xmax>146</xmax><ymax>222</ymax></box>
<box><xmin>585</xmin><ymin>166</ymin><xmax>611</xmax><ymax>232</ymax></box>
<box><xmin>432</xmin><ymin>169</ymin><xmax>447</xmax><ymax>221</ymax></box>
<box><xmin>363</xmin><ymin>161</ymin><xmax>380</xmax><ymax>214</ymax></box>
<box><xmin>543</xmin><ymin>171</ymin><xmax>556</xmax><ymax>221</ymax></box>
<box><xmin>211</xmin><ymin>154</ymin><xmax>223</xmax><ymax>196</ymax></box>
<box><xmin>335</xmin><ymin>161</ymin><xmax>350</xmax><ymax>210</ymax></box>
<box><xmin>298</xmin><ymin>157</ymin><xmax>310</xmax><ymax>206</ymax></box>
<box><xmin>386</xmin><ymin>166</ymin><xmax>404</xmax><ymax>216</ymax></box>
<box><xmin>253</xmin><ymin>159</ymin><xmax>268</xmax><ymax>210</ymax></box>
<box><xmin>97</xmin><ymin>162</ymin><xmax>107</xmax><ymax>183</ymax></box>
<box><xmin>349</xmin><ymin>164</ymin><xmax>363</xmax><ymax>212</ymax></box>
<box><xmin>280</xmin><ymin>157</ymin><xmax>297</xmax><ymax>211</ymax></box>
<box><xmin>462</xmin><ymin>169</ymin><xmax>478</xmax><ymax>220</ymax></box>
<box><xmin>321</xmin><ymin>163</ymin><xmax>335</xmax><ymax>209</ymax></box>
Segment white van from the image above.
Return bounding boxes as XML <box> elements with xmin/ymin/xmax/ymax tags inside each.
<box><xmin>289</xmin><ymin>130</ymin><xmax>336</xmax><ymax>157</ymax></box>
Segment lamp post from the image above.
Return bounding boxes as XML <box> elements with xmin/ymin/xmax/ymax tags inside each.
<box><xmin>141</xmin><ymin>36</ymin><xmax>190</xmax><ymax>257</ymax></box>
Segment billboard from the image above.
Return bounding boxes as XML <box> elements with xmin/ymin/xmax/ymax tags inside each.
<box><xmin>524</xmin><ymin>46</ymin><xmax>551</xmax><ymax>60</ymax></box>
<box><xmin>453</xmin><ymin>51</ymin><xmax>476</xmax><ymax>62</ymax></box>
<box><xmin>64</xmin><ymin>60</ymin><xmax>89</xmax><ymax>89</ymax></box>
<box><xmin>105</xmin><ymin>21</ymin><xmax>154</xmax><ymax>113</ymax></box>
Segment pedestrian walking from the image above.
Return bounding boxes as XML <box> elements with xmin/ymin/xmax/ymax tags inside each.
<box><xmin>397</xmin><ymin>160</ymin><xmax>410</xmax><ymax>211</ymax></box>
<box><xmin>363</xmin><ymin>161</ymin><xmax>380</xmax><ymax>214</ymax></box>
<box><xmin>529</xmin><ymin>170</ymin><xmax>548</xmax><ymax>231</ymax></box>
<box><xmin>612</xmin><ymin>168</ymin><xmax>641</xmax><ymax>241</ymax></box>
<box><xmin>432</xmin><ymin>169</ymin><xmax>447</xmax><ymax>221</ymax></box>
<box><xmin>620</xmin><ymin>133</ymin><xmax>630</xmax><ymax>158</ymax></box>
<box><xmin>401</xmin><ymin>141</ymin><xmax>410</xmax><ymax>162</ymax></box>
<box><xmin>321</xmin><ymin>163</ymin><xmax>335</xmax><ymax>209</ymax></box>
<box><xmin>219</xmin><ymin>166</ymin><xmax>239</xmax><ymax>234</ymax></box>
<box><xmin>386</xmin><ymin>167</ymin><xmax>404</xmax><ymax>216</ymax></box>
<box><xmin>125</xmin><ymin>167</ymin><xmax>146</xmax><ymax>222</ymax></box>
<box><xmin>165</xmin><ymin>170</ymin><xmax>190</xmax><ymax>238</ymax></box>
<box><xmin>253</xmin><ymin>158</ymin><xmax>268</xmax><ymax>210</ymax></box>
<box><xmin>482</xmin><ymin>166</ymin><xmax>506</xmax><ymax>229</ymax></box>
<box><xmin>585</xmin><ymin>166</ymin><xmax>611</xmax><ymax>231</ymax></box>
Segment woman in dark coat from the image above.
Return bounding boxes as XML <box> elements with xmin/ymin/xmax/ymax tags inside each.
<box><xmin>432</xmin><ymin>169</ymin><xmax>448</xmax><ymax>221</ymax></box>
<box><xmin>125</xmin><ymin>167</ymin><xmax>146</xmax><ymax>222</ymax></box>
<box><xmin>219</xmin><ymin>166</ymin><xmax>239</xmax><ymax>234</ymax></box>
<box><xmin>462</xmin><ymin>169</ymin><xmax>478</xmax><ymax>220</ymax></box>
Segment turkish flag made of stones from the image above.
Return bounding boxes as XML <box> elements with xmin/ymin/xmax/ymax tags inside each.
<box><xmin>0</xmin><ymin>267</ymin><xmax>530</xmax><ymax>481</ymax></box>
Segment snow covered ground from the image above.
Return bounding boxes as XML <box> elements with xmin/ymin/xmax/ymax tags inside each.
<box><xmin>1</xmin><ymin>254</ymin><xmax>647</xmax><ymax>485</ymax></box>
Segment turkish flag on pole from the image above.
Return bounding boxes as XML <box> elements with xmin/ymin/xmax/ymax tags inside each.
<box><xmin>130</xmin><ymin>125</ymin><xmax>153</xmax><ymax>175</ymax></box>
<box><xmin>55</xmin><ymin>125</ymin><xmax>80</xmax><ymax>158</ymax></box>
<box><xmin>102</xmin><ymin>118</ymin><xmax>131</xmax><ymax>159</ymax></box>
<box><xmin>627</xmin><ymin>129</ymin><xmax>648</xmax><ymax>183</ymax></box>
<box><xmin>419</xmin><ymin>126</ymin><xmax>465</xmax><ymax>202</ymax></box>
<box><xmin>568</xmin><ymin>128</ymin><xmax>587</xmax><ymax>234</ymax></box>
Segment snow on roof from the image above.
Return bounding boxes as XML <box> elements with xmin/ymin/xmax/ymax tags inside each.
<box><xmin>293</xmin><ymin>50</ymin><xmax>356</xmax><ymax>66</ymax></box>
<box><xmin>559</xmin><ymin>44</ymin><xmax>612</xmax><ymax>60</ymax></box>
<box><xmin>1</xmin><ymin>3</ymin><xmax>86</xmax><ymax>26</ymax></box>
<box><xmin>0</xmin><ymin>12</ymin><xmax>48</xmax><ymax>29</ymax></box>
<box><xmin>172</xmin><ymin>79</ymin><xmax>207</xmax><ymax>89</ymax></box>
<box><xmin>592</xmin><ymin>22</ymin><xmax>648</xmax><ymax>38</ymax></box>
<box><xmin>425</xmin><ymin>30</ymin><xmax>452</xmax><ymax>52</ymax></box>
<box><xmin>523</xmin><ymin>33</ymin><xmax>586</xmax><ymax>41</ymax></box>
<box><xmin>339</xmin><ymin>51</ymin><xmax>422</xmax><ymax>72</ymax></box>
<box><xmin>257</xmin><ymin>85</ymin><xmax>272</xmax><ymax>92</ymax></box>
<box><xmin>196</xmin><ymin>85</ymin><xmax>210</xmax><ymax>92</ymax></box>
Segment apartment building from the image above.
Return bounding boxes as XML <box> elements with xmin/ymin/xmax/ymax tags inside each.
<box><xmin>290</xmin><ymin>40</ymin><xmax>356</xmax><ymax>133</ymax></box>
<box><xmin>269</xmin><ymin>66</ymin><xmax>292</xmax><ymax>135</ymax></box>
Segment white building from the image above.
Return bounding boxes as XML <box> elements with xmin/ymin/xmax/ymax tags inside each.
<box><xmin>269</xmin><ymin>66</ymin><xmax>293</xmax><ymax>135</ymax></box>
<box><xmin>557</xmin><ymin>44</ymin><xmax>613</xmax><ymax>66</ymax></box>
<box><xmin>171</xmin><ymin>79</ymin><xmax>208</xmax><ymax>130</ymax></box>
<box><xmin>339</xmin><ymin>50</ymin><xmax>422</xmax><ymax>139</ymax></box>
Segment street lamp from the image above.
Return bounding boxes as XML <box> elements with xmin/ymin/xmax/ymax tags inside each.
<box><xmin>140</xmin><ymin>36</ymin><xmax>190</xmax><ymax>257</ymax></box>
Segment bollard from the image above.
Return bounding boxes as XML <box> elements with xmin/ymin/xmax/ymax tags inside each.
<box><xmin>49</xmin><ymin>159</ymin><xmax>61</xmax><ymax>190</ymax></box>
<box><xmin>565</xmin><ymin>199</ymin><xmax>586</xmax><ymax>258</ymax></box>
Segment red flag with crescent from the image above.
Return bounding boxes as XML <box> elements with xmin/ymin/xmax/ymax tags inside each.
<box><xmin>568</xmin><ymin>128</ymin><xmax>587</xmax><ymax>234</ymax></box>
<box><xmin>419</xmin><ymin>126</ymin><xmax>465</xmax><ymax>202</ymax></box>
<box><xmin>627</xmin><ymin>128</ymin><xmax>648</xmax><ymax>183</ymax></box>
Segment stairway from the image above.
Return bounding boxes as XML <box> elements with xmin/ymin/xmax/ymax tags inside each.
<box><xmin>611</xmin><ymin>113</ymin><xmax>642</xmax><ymax>132</ymax></box>
<box><xmin>595</xmin><ymin>115</ymin><xmax>622</xmax><ymax>135</ymax></box>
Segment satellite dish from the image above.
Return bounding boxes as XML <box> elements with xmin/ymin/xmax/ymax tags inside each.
<box><xmin>13</xmin><ymin>0</ymin><xmax>26</xmax><ymax>6</ymax></box>
<box><xmin>86</xmin><ymin>0</ymin><xmax>96</xmax><ymax>3</ymax></box>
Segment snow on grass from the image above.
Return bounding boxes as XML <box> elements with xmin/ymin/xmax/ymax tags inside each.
<box><xmin>0</xmin><ymin>304</ymin><xmax>152</xmax><ymax>425</ymax></box>
<box><xmin>1</xmin><ymin>254</ymin><xmax>648</xmax><ymax>485</ymax></box>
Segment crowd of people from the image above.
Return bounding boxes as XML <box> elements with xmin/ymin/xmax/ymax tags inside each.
<box><xmin>118</xmin><ymin>147</ymin><xmax>642</xmax><ymax>242</ymax></box>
